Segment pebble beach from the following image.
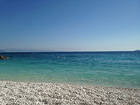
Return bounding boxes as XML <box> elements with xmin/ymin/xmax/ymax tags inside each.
<box><xmin>0</xmin><ymin>81</ymin><xmax>140</xmax><ymax>105</ymax></box>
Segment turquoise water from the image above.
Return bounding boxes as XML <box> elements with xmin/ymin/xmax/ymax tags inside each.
<box><xmin>0</xmin><ymin>52</ymin><xmax>140</xmax><ymax>88</ymax></box>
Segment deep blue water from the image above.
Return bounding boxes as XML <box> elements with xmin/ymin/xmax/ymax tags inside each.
<box><xmin>0</xmin><ymin>51</ymin><xmax>140</xmax><ymax>88</ymax></box>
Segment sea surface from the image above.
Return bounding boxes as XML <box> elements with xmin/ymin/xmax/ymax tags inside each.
<box><xmin>0</xmin><ymin>51</ymin><xmax>140</xmax><ymax>88</ymax></box>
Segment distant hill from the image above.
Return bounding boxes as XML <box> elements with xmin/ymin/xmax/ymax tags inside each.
<box><xmin>0</xmin><ymin>49</ymin><xmax>5</xmax><ymax>52</ymax></box>
<box><xmin>0</xmin><ymin>48</ymin><xmax>52</xmax><ymax>52</ymax></box>
<box><xmin>135</xmin><ymin>50</ymin><xmax>140</xmax><ymax>52</ymax></box>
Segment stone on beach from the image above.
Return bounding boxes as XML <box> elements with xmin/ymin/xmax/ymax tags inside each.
<box><xmin>0</xmin><ymin>55</ymin><xmax>8</xmax><ymax>60</ymax></box>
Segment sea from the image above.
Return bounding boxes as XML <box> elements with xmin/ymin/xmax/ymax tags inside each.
<box><xmin>0</xmin><ymin>51</ymin><xmax>140</xmax><ymax>88</ymax></box>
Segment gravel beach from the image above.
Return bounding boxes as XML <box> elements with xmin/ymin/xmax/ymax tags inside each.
<box><xmin>0</xmin><ymin>81</ymin><xmax>140</xmax><ymax>105</ymax></box>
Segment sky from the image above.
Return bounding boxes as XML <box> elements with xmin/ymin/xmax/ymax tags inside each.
<box><xmin>0</xmin><ymin>0</ymin><xmax>140</xmax><ymax>51</ymax></box>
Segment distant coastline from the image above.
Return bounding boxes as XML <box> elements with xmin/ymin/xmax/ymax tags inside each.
<box><xmin>1</xmin><ymin>48</ymin><xmax>140</xmax><ymax>53</ymax></box>
<box><xmin>135</xmin><ymin>50</ymin><xmax>140</xmax><ymax>52</ymax></box>
<box><xmin>0</xmin><ymin>50</ymin><xmax>139</xmax><ymax>53</ymax></box>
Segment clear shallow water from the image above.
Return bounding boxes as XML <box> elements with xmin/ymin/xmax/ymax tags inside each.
<box><xmin>0</xmin><ymin>52</ymin><xmax>140</xmax><ymax>88</ymax></box>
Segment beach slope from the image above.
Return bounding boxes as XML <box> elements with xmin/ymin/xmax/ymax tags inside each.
<box><xmin>0</xmin><ymin>81</ymin><xmax>140</xmax><ymax>105</ymax></box>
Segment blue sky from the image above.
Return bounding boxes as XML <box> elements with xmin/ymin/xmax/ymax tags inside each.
<box><xmin>0</xmin><ymin>0</ymin><xmax>140</xmax><ymax>51</ymax></box>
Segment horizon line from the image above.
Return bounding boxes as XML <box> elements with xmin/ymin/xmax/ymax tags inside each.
<box><xmin>0</xmin><ymin>50</ymin><xmax>139</xmax><ymax>53</ymax></box>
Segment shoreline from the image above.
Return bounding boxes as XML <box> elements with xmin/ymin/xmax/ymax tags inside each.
<box><xmin>0</xmin><ymin>80</ymin><xmax>140</xmax><ymax>105</ymax></box>
<box><xmin>0</xmin><ymin>79</ymin><xmax>139</xmax><ymax>89</ymax></box>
